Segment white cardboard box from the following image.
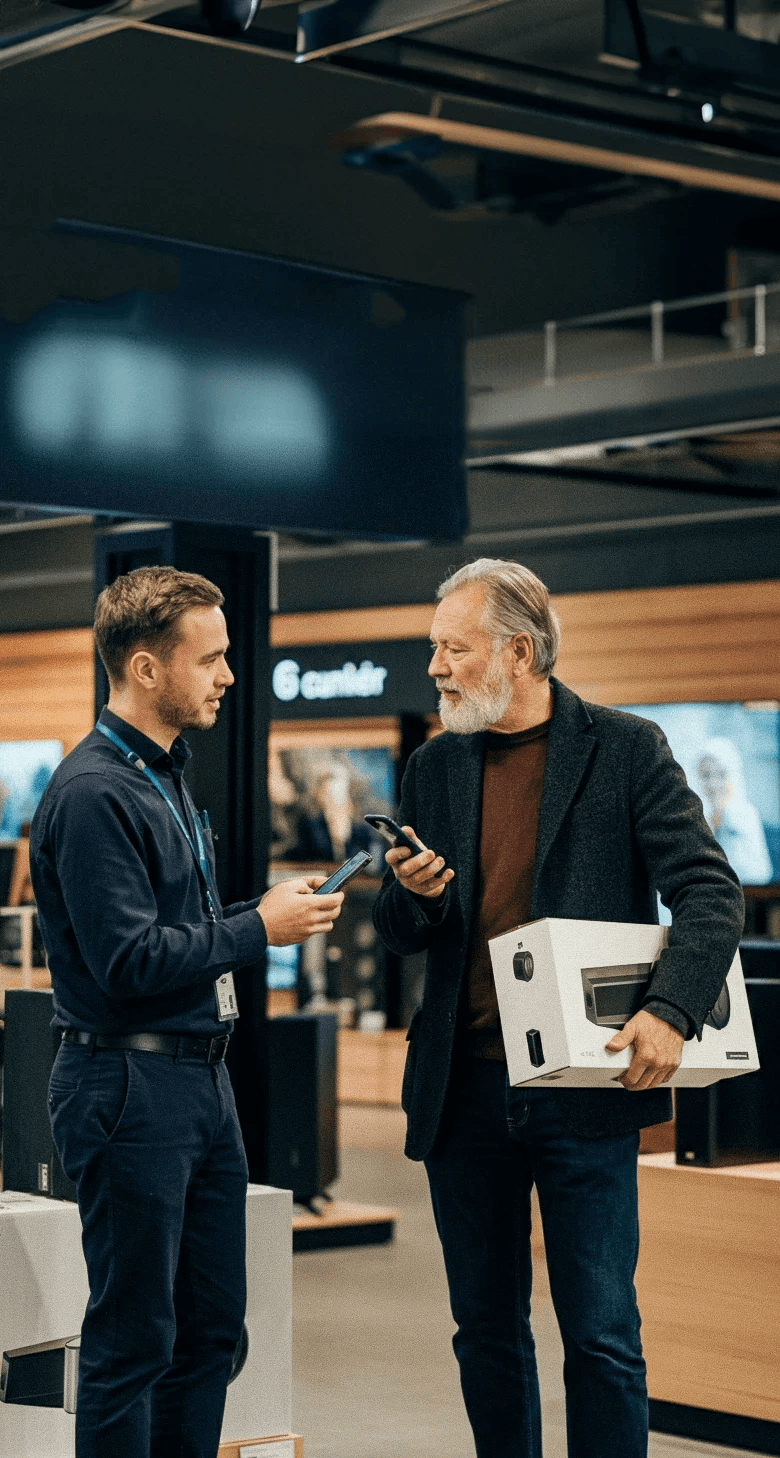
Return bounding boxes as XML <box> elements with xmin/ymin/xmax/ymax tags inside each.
<box><xmin>489</xmin><ymin>918</ymin><xmax>759</xmax><ymax>1089</ymax></box>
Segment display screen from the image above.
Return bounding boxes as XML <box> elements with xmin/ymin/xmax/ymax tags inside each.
<box><xmin>0</xmin><ymin>740</ymin><xmax>62</xmax><ymax>838</ymax></box>
<box><xmin>619</xmin><ymin>702</ymin><xmax>780</xmax><ymax>886</ymax></box>
<box><xmin>0</xmin><ymin>226</ymin><xmax>468</xmax><ymax>541</ymax></box>
<box><xmin>266</xmin><ymin>943</ymin><xmax>300</xmax><ymax>992</ymax></box>
<box><xmin>269</xmin><ymin>744</ymin><xmax>395</xmax><ymax>873</ymax></box>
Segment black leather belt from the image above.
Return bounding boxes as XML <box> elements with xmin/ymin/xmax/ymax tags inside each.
<box><xmin>61</xmin><ymin>1030</ymin><xmax>230</xmax><ymax>1065</ymax></box>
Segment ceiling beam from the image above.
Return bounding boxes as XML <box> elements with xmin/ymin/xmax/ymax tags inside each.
<box><xmin>331</xmin><ymin>112</ymin><xmax>780</xmax><ymax>201</ymax></box>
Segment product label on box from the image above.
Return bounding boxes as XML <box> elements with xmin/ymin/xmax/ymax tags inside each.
<box><xmin>239</xmin><ymin>1442</ymin><xmax>295</xmax><ymax>1458</ymax></box>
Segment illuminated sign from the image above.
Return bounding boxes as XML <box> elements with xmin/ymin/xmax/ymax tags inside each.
<box><xmin>272</xmin><ymin>658</ymin><xmax>388</xmax><ymax>702</ymax></box>
<box><xmin>270</xmin><ymin>641</ymin><xmax>437</xmax><ymax>718</ymax></box>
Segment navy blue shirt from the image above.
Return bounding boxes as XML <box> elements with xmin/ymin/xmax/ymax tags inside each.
<box><xmin>30</xmin><ymin>709</ymin><xmax>268</xmax><ymax>1036</ymax></box>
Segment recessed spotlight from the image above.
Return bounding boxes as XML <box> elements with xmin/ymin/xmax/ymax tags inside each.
<box><xmin>701</xmin><ymin>102</ymin><xmax>715</xmax><ymax>123</ymax></box>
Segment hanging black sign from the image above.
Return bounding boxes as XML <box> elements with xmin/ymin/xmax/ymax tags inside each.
<box><xmin>270</xmin><ymin>640</ymin><xmax>437</xmax><ymax>719</ymax></box>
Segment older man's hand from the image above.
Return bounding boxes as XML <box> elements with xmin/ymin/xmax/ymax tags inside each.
<box><xmin>385</xmin><ymin>825</ymin><xmax>454</xmax><ymax>899</ymax></box>
<box><xmin>605</xmin><ymin>1009</ymin><xmax>684</xmax><ymax>1091</ymax></box>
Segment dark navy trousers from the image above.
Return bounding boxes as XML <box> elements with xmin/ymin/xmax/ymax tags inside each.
<box><xmin>425</xmin><ymin>1057</ymin><xmax>647</xmax><ymax>1458</ymax></box>
<box><xmin>48</xmin><ymin>1043</ymin><xmax>248</xmax><ymax>1458</ymax></box>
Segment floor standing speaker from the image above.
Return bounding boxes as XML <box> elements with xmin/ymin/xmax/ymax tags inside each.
<box><xmin>676</xmin><ymin>976</ymin><xmax>780</xmax><ymax>1167</ymax></box>
<box><xmin>2</xmin><ymin>990</ymin><xmax>76</xmax><ymax>1200</ymax></box>
<box><xmin>265</xmin><ymin>1015</ymin><xmax>337</xmax><ymax>1207</ymax></box>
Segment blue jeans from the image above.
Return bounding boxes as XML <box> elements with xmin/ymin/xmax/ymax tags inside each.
<box><xmin>425</xmin><ymin>1058</ymin><xmax>647</xmax><ymax>1458</ymax></box>
<box><xmin>48</xmin><ymin>1044</ymin><xmax>248</xmax><ymax>1458</ymax></box>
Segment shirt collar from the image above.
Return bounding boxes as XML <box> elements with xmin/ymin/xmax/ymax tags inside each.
<box><xmin>98</xmin><ymin>708</ymin><xmax>191</xmax><ymax>775</ymax></box>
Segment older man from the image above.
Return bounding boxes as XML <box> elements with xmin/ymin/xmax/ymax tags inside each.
<box><xmin>373</xmin><ymin>558</ymin><xmax>743</xmax><ymax>1458</ymax></box>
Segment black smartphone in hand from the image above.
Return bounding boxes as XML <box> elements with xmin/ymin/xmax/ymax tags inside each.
<box><xmin>364</xmin><ymin>814</ymin><xmax>422</xmax><ymax>856</ymax></box>
<box><xmin>366</xmin><ymin>814</ymin><xmax>451</xmax><ymax>871</ymax></box>
<box><xmin>314</xmin><ymin>850</ymin><xmax>373</xmax><ymax>895</ymax></box>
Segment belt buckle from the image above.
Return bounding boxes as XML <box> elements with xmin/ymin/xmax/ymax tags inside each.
<box><xmin>207</xmin><ymin>1035</ymin><xmax>228</xmax><ymax>1065</ymax></box>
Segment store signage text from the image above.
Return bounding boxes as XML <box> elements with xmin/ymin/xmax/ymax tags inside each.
<box><xmin>272</xmin><ymin>657</ymin><xmax>389</xmax><ymax>703</ymax></box>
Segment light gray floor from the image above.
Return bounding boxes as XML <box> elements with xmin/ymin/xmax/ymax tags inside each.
<box><xmin>292</xmin><ymin>1129</ymin><xmax>762</xmax><ymax>1458</ymax></box>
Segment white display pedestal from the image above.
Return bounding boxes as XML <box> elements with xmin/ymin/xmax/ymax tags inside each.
<box><xmin>0</xmin><ymin>1184</ymin><xmax>293</xmax><ymax>1457</ymax></box>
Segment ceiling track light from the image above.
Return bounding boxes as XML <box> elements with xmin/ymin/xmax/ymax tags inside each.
<box><xmin>200</xmin><ymin>0</ymin><xmax>259</xmax><ymax>37</ymax></box>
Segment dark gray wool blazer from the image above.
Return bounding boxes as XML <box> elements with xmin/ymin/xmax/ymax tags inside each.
<box><xmin>373</xmin><ymin>678</ymin><xmax>745</xmax><ymax>1161</ymax></box>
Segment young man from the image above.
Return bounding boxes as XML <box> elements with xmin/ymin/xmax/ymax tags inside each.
<box><xmin>374</xmin><ymin>557</ymin><xmax>744</xmax><ymax>1458</ymax></box>
<box><xmin>31</xmin><ymin>566</ymin><xmax>343</xmax><ymax>1458</ymax></box>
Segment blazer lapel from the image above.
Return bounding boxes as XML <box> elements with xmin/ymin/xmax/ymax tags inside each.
<box><xmin>534</xmin><ymin>680</ymin><xmax>595</xmax><ymax>885</ymax></box>
<box><xmin>447</xmin><ymin>731</ymin><xmax>486</xmax><ymax>924</ymax></box>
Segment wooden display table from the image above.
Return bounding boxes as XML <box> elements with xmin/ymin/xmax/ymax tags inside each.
<box><xmin>636</xmin><ymin>1153</ymin><xmax>780</xmax><ymax>1452</ymax></box>
<box><xmin>293</xmin><ymin>1200</ymin><xmax>400</xmax><ymax>1252</ymax></box>
<box><xmin>0</xmin><ymin>963</ymin><xmax>51</xmax><ymax>1013</ymax></box>
<box><xmin>218</xmin><ymin>1437</ymin><xmax>302</xmax><ymax>1457</ymax></box>
<box><xmin>337</xmin><ymin>1027</ymin><xmax>406</xmax><ymax>1105</ymax></box>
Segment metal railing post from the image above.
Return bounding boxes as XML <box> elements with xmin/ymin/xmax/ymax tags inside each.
<box><xmin>650</xmin><ymin>300</ymin><xmax>664</xmax><ymax>364</ymax></box>
<box><xmin>544</xmin><ymin>321</ymin><xmax>557</xmax><ymax>386</ymax></box>
<box><xmin>754</xmin><ymin>284</ymin><xmax>767</xmax><ymax>356</ymax></box>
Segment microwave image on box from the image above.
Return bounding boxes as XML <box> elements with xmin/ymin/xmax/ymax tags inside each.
<box><xmin>581</xmin><ymin>964</ymin><xmax>653</xmax><ymax>1029</ymax></box>
<box><xmin>581</xmin><ymin>963</ymin><xmax>732</xmax><ymax>1032</ymax></box>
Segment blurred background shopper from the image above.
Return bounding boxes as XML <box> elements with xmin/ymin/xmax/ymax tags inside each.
<box><xmin>374</xmin><ymin>558</ymin><xmax>743</xmax><ymax>1458</ymax></box>
<box><xmin>31</xmin><ymin>566</ymin><xmax>343</xmax><ymax>1458</ymax></box>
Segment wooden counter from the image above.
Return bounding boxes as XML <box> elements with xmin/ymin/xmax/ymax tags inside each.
<box><xmin>636</xmin><ymin>1153</ymin><xmax>780</xmax><ymax>1443</ymax></box>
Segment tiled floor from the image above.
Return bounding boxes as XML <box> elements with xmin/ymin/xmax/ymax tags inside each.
<box><xmin>291</xmin><ymin>1107</ymin><xmax>762</xmax><ymax>1458</ymax></box>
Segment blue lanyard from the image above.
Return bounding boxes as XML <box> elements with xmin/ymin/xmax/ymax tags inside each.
<box><xmin>96</xmin><ymin>721</ymin><xmax>218</xmax><ymax>921</ymax></box>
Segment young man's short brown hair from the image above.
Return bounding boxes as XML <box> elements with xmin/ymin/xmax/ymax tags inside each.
<box><xmin>94</xmin><ymin>566</ymin><xmax>224</xmax><ymax>685</ymax></box>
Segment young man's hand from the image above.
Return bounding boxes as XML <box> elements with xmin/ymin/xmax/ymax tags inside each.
<box><xmin>386</xmin><ymin>826</ymin><xmax>455</xmax><ymax>900</ymax></box>
<box><xmin>258</xmin><ymin>877</ymin><xmax>344</xmax><ymax>945</ymax></box>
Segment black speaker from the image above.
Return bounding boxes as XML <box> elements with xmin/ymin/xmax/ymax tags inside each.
<box><xmin>2</xmin><ymin>990</ymin><xmax>76</xmax><ymax>1200</ymax></box>
<box><xmin>739</xmin><ymin>940</ymin><xmax>780</xmax><ymax>979</ymax></box>
<box><xmin>676</xmin><ymin>977</ymin><xmax>780</xmax><ymax>1167</ymax></box>
<box><xmin>265</xmin><ymin>1014</ymin><xmax>337</xmax><ymax>1207</ymax></box>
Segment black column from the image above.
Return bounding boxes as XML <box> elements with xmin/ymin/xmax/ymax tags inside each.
<box><xmin>93</xmin><ymin>523</ymin><xmax>271</xmax><ymax>1179</ymax></box>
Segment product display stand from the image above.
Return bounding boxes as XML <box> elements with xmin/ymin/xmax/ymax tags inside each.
<box><xmin>0</xmin><ymin>1186</ymin><xmax>295</xmax><ymax>1456</ymax></box>
<box><xmin>292</xmin><ymin>1201</ymin><xmax>400</xmax><ymax>1252</ymax></box>
<box><xmin>217</xmin><ymin>1436</ymin><xmax>303</xmax><ymax>1457</ymax></box>
<box><xmin>636</xmin><ymin>1153</ymin><xmax>780</xmax><ymax>1454</ymax></box>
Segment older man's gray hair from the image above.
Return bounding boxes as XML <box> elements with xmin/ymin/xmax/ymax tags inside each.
<box><xmin>437</xmin><ymin>558</ymin><xmax>561</xmax><ymax>677</ymax></box>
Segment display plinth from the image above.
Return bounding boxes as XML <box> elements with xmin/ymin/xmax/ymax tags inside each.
<box><xmin>293</xmin><ymin>1200</ymin><xmax>399</xmax><ymax>1252</ymax></box>
<box><xmin>0</xmin><ymin>1186</ymin><xmax>292</xmax><ymax>1455</ymax></box>
<box><xmin>217</xmin><ymin>1435</ymin><xmax>303</xmax><ymax>1457</ymax></box>
<box><xmin>637</xmin><ymin>1153</ymin><xmax>780</xmax><ymax>1452</ymax></box>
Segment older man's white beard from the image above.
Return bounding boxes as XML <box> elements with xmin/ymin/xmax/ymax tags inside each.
<box><xmin>437</xmin><ymin>662</ymin><xmax>512</xmax><ymax>734</ymax></box>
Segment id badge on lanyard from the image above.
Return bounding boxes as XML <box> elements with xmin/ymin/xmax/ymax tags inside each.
<box><xmin>214</xmin><ymin>971</ymin><xmax>239</xmax><ymax>1021</ymax></box>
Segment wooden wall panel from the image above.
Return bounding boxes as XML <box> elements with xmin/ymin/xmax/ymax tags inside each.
<box><xmin>273</xmin><ymin>579</ymin><xmax>780</xmax><ymax>707</ymax></box>
<box><xmin>271</xmin><ymin>604</ymin><xmax>435</xmax><ymax>647</ymax></box>
<box><xmin>554</xmin><ymin>579</ymin><xmax>780</xmax><ymax>706</ymax></box>
<box><xmin>0</xmin><ymin>630</ymin><xmax>94</xmax><ymax>753</ymax></box>
<box><xmin>2</xmin><ymin>578</ymin><xmax>779</xmax><ymax>760</ymax></box>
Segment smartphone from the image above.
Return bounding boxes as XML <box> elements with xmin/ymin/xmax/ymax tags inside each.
<box><xmin>314</xmin><ymin>850</ymin><xmax>373</xmax><ymax>895</ymax></box>
<box><xmin>363</xmin><ymin>814</ymin><xmax>422</xmax><ymax>856</ymax></box>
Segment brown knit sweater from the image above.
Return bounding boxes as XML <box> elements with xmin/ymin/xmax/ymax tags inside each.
<box><xmin>466</xmin><ymin>720</ymin><xmax>550</xmax><ymax>1060</ymax></box>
